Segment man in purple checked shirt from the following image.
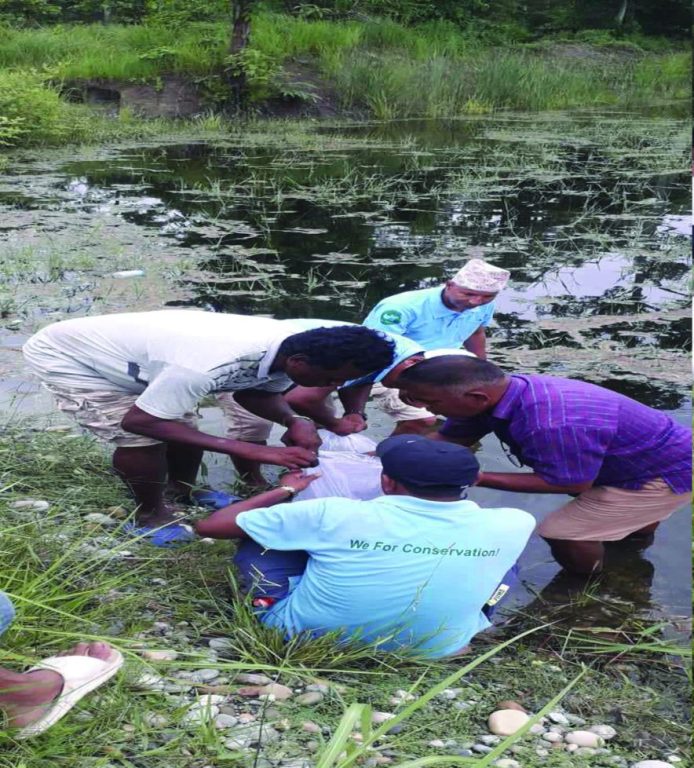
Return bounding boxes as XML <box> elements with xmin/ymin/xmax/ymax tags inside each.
<box><xmin>394</xmin><ymin>355</ymin><xmax>692</xmax><ymax>575</ymax></box>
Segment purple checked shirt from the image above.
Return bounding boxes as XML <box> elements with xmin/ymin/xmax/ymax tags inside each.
<box><xmin>440</xmin><ymin>375</ymin><xmax>692</xmax><ymax>493</ymax></box>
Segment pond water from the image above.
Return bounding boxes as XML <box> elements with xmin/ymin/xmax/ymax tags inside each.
<box><xmin>0</xmin><ymin>110</ymin><xmax>690</xmax><ymax>628</ymax></box>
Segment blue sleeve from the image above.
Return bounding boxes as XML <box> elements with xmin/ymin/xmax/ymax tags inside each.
<box><xmin>479</xmin><ymin>302</ymin><xmax>495</xmax><ymax>328</ymax></box>
<box><xmin>363</xmin><ymin>300</ymin><xmax>416</xmax><ymax>338</ymax></box>
<box><xmin>236</xmin><ymin>500</ymin><xmax>328</xmax><ymax>552</ymax></box>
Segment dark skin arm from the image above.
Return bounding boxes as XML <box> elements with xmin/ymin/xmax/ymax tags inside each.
<box><xmin>194</xmin><ymin>471</ymin><xmax>320</xmax><ymax>539</ymax></box>
<box><xmin>121</xmin><ymin>405</ymin><xmax>317</xmax><ymax>469</ymax></box>
<box><xmin>285</xmin><ymin>386</ymin><xmax>368</xmax><ymax>435</ymax></box>
<box><xmin>463</xmin><ymin>326</ymin><xmax>487</xmax><ymax>359</ymax></box>
<box><xmin>285</xmin><ymin>386</ymin><xmax>341</xmax><ymax>428</ymax></box>
<box><xmin>233</xmin><ymin>389</ymin><xmax>322</xmax><ymax>451</ymax></box>
<box><xmin>477</xmin><ymin>471</ymin><xmax>593</xmax><ymax>495</ymax></box>
<box><xmin>338</xmin><ymin>383</ymin><xmax>372</xmax><ymax>415</ymax></box>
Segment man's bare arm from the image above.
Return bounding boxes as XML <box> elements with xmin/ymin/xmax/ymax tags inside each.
<box><xmin>477</xmin><ymin>471</ymin><xmax>592</xmax><ymax>495</ymax></box>
<box><xmin>463</xmin><ymin>327</ymin><xmax>487</xmax><ymax>359</ymax></box>
<box><xmin>121</xmin><ymin>406</ymin><xmax>316</xmax><ymax>469</ymax></box>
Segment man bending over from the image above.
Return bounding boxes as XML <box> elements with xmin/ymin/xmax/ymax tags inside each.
<box><xmin>23</xmin><ymin>311</ymin><xmax>394</xmax><ymax>545</ymax></box>
<box><xmin>395</xmin><ymin>355</ymin><xmax>692</xmax><ymax>575</ymax></box>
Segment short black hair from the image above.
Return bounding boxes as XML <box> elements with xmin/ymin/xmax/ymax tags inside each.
<box><xmin>398</xmin><ymin>355</ymin><xmax>505</xmax><ymax>389</ymax></box>
<box><xmin>279</xmin><ymin>325</ymin><xmax>395</xmax><ymax>373</ymax></box>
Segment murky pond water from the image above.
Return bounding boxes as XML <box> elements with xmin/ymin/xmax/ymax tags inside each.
<box><xmin>1</xmin><ymin>111</ymin><xmax>690</xmax><ymax>626</ymax></box>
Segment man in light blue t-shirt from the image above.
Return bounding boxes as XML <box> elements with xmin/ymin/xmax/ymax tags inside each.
<box><xmin>195</xmin><ymin>436</ymin><xmax>534</xmax><ymax>658</ymax></box>
<box><xmin>358</xmin><ymin>258</ymin><xmax>511</xmax><ymax>438</ymax></box>
<box><xmin>363</xmin><ymin>258</ymin><xmax>510</xmax><ymax>359</ymax></box>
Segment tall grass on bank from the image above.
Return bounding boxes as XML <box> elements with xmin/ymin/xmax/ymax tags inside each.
<box><xmin>0</xmin><ymin>14</ymin><xmax>690</xmax><ymax>148</ymax></box>
<box><xmin>326</xmin><ymin>48</ymin><xmax>691</xmax><ymax>117</ymax></box>
<box><xmin>0</xmin><ymin>22</ymin><xmax>226</xmax><ymax>79</ymax></box>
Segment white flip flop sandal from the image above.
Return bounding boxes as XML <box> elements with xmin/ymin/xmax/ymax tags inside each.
<box><xmin>15</xmin><ymin>647</ymin><xmax>124</xmax><ymax>739</ymax></box>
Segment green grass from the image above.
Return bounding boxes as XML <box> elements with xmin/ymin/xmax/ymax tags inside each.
<box><xmin>0</xmin><ymin>66</ymin><xmax>230</xmax><ymax>146</ymax></box>
<box><xmin>0</xmin><ymin>22</ymin><xmax>227</xmax><ymax>79</ymax></box>
<box><xmin>0</xmin><ymin>426</ymin><xmax>690</xmax><ymax>767</ymax></box>
<box><xmin>0</xmin><ymin>13</ymin><xmax>690</xmax><ymax>148</ymax></box>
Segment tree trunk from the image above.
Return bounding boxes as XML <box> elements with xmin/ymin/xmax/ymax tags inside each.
<box><xmin>230</xmin><ymin>0</ymin><xmax>252</xmax><ymax>55</ymax></box>
<box><xmin>615</xmin><ymin>0</ymin><xmax>628</xmax><ymax>26</ymax></box>
<box><xmin>228</xmin><ymin>0</ymin><xmax>252</xmax><ymax>110</ymax></box>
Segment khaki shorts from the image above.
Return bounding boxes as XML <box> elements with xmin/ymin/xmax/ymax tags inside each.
<box><xmin>218</xmin><ymin>383</ymin><xmax>438</xmax><ymax>442</ymax></box>
<box><xmin>217</xmin><ymin>392</ymin><xmax>274</xmax><ymax>442</ymax></box>
<box><xmin>536</xmin><ymin>478</ymin><xmax>692</xmax><ymax>542</ymax></box>
<box><xmin>41</xmin><ymin>382</ymin><xmax>198</xmax><ymax>448</ymax></box>
<box><xmin>370</xmin><ymin>383</ymin><xmax>436</xmax><ymax>423</ymax></box>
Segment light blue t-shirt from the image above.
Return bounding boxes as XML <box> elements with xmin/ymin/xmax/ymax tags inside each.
<box><xmin>363</xmin><ymin>286</ymin><xmax>495</xmax><ymax>350</ymax></box>
<box><xmin>236</xmin><ymin>496</ymin><xmax>534</xmax><ymax>658</ymax></box>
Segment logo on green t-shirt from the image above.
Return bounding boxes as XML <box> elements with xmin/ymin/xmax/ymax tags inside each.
<box><xmin>380</xmin><ymin>309</ymin><xmax>402</xmax><ymax>326</ymax></box>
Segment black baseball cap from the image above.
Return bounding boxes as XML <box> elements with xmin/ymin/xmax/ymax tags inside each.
<box><xmin>376</xmin><ymin>435</ymin><xmax>480</xmax><ymax>490</ymax></box>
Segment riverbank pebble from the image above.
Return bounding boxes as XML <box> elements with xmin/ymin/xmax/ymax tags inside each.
<box><xmin>214</xmin><ymin>714</ymin><xmax>239</xmax><ymax>729</ymax></box>
<box><xmin>132</xmin><ymin>672</ymin><xmax>166</xmax><ymax>691</ymax></box>
<box><xmin>183</xmin><ymin>704</ymin><xmax>219</xmax><ymax>725</ymax></box>
<box><xmin>143</xmin><ymin>713</ymin><xmax>168</xmax><ymax>728</ymax></box>
<box><xmin>142</xmin><ymin>649</ymin><xmax>178</xmax><ymax>662</ymax></box>
<box><xmin>590</xmin><ymin>724</ymin><xmax>617</xmax><ymax>740</ymax></box>
<box><xmin>84</xmin><ymin>512</ymin><xmax>119</xmax><ymax>526</ymax></box>
<box><xmin>565</xmin><ymin>731</ymin><xmax>603</xmax><ymax>747</ymax></box>
<box><xmin>235</xmin><ymin>673</ymin><xmax>275</xmax><ymax>685</ymax></box>
<box><xmin>112</xmin><ymin>269</ymin><xmax>145</xmax><ymax>278</ymax></box>
<box><xmin>208</xmin><ymin>638</ymin><xmax>234</xmax><ymax>652</ymax></box>
<box><xmin>9</xmin><ymin>499</ymin><xmax>50</xmax><ymax>511</ymax></box>
<box><xmin>548</xmin><ymin>711</ymin><xmax>570</xmax><ymax>725</ymax></box>
<box><xmin>296</xmin><ymin>691</ymin><xmax>324</xmax><ymax>706</ymax></box>
<box><xmin>488</xmin><ymin>709</ymin><xmax>530</xmax><ymax>736</ymax></box>
<box><xmin>191</xmin><ymin>669</ymin><xmax>220</xmax><ymax>683</ymax></box>
<box><xmin>224</xmin><ymin>724</ymin><xmax>280</xmax><ymax>749</ymax></box>
<box><xmin>632</xmin><ymin>762</ymin><xmax>673</xmax><ymax>768</ymax></box>
<box><xmin>238</xmin><ymin>682</ymin><xmax>293</xmax><ymax>700</ymax></box>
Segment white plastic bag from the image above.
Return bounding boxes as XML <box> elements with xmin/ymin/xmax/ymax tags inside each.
<box><xmin>295</xmin><ymin>430</ymin><xmax>383</xmax><ymax>502</ymax></box>
<box><xmin>315</xmin><ymin>429</ymin><xmax>377</xmax><ymax>454</ymax></box>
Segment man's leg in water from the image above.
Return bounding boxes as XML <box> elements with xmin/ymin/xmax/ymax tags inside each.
<box><xmin>538</xmin><ymin>479</ymin><xmax>691</xmax><ymax>575</ymax></box>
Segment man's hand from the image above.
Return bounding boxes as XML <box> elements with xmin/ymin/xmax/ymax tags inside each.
<box><xmin>247</xmin><ymin>445</ymin><xmax>318</xmax><ymax>469</ymax></box>
<box><xmin>282</xmin><ymin>418</ymin><xmax>322</xmax><ymax>452</ymax></box>
<box><xmin>279</xmin><ymin>470</ymin><xmax>322</xmax><ymax>494</ymax></box>
<box><xmin>329</xmin><ymin>414</ymin><xmax>368</xmax><ymax>436</ymax></box>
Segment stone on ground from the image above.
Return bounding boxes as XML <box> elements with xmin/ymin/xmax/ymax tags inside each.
<box><xmin>565</xmin><ymin>731</ymin><xmax>603</xmax><ymax>747</ymax></box>
<box><xmin>488</xmin><ymin>709</ymin><xmax>530</xmax><ymax>736</ymax></box>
